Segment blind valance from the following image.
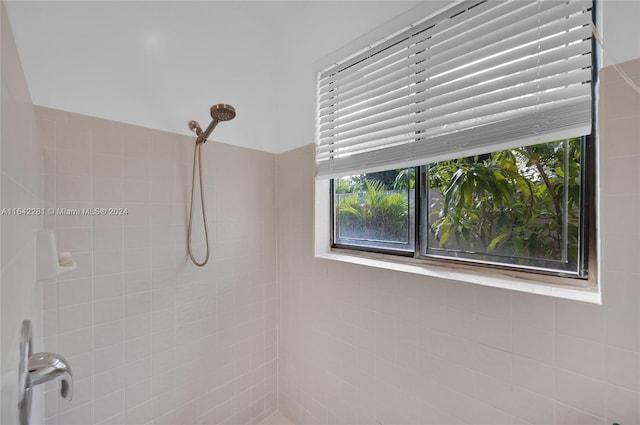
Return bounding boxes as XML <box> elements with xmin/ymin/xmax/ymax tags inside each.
<box><xmin>316</xmin><ymin>0</ymin><xmax>593</xmax><ymax>178</ymax></box>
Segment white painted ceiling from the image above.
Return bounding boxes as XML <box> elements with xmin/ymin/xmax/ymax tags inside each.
<box><xmin>5</xmin><ymin>1</ymin><xmax>421</xmax><ymax>153</ymax></box>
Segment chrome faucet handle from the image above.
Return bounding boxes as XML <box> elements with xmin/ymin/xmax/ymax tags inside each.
<box><xmin>18</xmin><ymin>320</ymin><xmax>74</xmax><ymax>425</ymax></box>
<box><xmin>28</xmin><ymin>352</ymin><xmax>73</xmax><ymax>400</ymax></box>
<box><xmin>18</xmin><ymin>321</ymin><xmax>33</xmax><ymax>425</ymax></box>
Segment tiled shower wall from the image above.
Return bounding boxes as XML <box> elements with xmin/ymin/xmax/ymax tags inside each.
<box><xmin>277</xmin><ymin>59</ymin><xmax>640</xmax><ymax>425</ymax></box>
<box><xmin>1</xmin><ymin>4</ymin><xmax>45</xmax><ymax>424</ymax></box>
<box><xmin>36</xmin><ymin>107</ymin><xmax>278</xmax><ymax>425</ymax></box>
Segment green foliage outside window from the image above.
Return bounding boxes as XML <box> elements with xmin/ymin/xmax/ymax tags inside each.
<box><xmin>334</xmin><ymin>138</ymin><xmax>583</xmax><ymax>269</ymax></box>
<box><xmin>336</xmin><ymin>176</ymin><xmax>410</xmax><ymax>243</ymax></box>
<box><xmin>428</xmin><ymin>138</ymin><xmax>582</xmax><ymax>264</ymax></box>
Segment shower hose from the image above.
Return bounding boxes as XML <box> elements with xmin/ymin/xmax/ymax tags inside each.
<box><xmin>187</xmin><ymin>141</ymin><xmax>210</xmax><ymax>267</ymax></box>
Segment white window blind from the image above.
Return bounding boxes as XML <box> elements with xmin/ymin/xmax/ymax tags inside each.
<box><xmin>316</xmin><ymin>0</ymin><xmax>593</xmax><ymax>178</ymax></box>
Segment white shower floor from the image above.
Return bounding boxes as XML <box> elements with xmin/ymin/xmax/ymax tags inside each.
<box><xmin>259</xmin><ymin>410</ymin><xmax>295</xmax><ymax>425</ymax></box>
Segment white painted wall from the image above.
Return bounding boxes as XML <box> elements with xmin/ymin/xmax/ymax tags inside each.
<box><xmin>600</xmin><ymin>0</ymin><xmax>640</xmax><ymax>66</ymax></box>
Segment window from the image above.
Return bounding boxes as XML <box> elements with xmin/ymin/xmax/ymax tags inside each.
<box><xmin>318</xmin><ymin>0</ymin><xmax>595</xmax><ymax>280</ymax></box>
<box><xmin>424</xmin><ymin>138</ymin><xmax>588</xmax><ymax>275</ymax></box>
<box><xmin>334</xmin><ymin>168</ymin><xmax>415</xmax><ymax>252</ymax></box>
<box><xmin>332</xmin><ymin>136</ymin><xmax>592</xmax><ymax>278</ymax></box>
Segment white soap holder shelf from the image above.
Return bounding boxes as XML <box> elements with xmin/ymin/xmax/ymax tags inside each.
<box><xmin>36</xmin><ymin>230</ymin><xmax>77</xmax><ymax>281</ymax></box>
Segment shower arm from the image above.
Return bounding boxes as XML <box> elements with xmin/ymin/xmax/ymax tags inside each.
<box><xmin>196</xmin><ymin>119</ymin><xmax>221</xmax><ymax>144</ymax></box>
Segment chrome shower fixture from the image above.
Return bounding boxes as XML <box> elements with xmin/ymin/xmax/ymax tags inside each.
<box><xmin>19</xmin><ymin>320</ymin><xmax>73</xmax><ymax>425</ymax></box>
<box><xmin>188</xmin><ymin>103</ymin><xmax>236</xmax><ymax>144</ymax></box>
<box><xmin>187</xmin><ymin>103</ymin><xmax>236</xmax><ymax>267</ymax></box>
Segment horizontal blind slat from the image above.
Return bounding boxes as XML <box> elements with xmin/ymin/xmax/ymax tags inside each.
<box><xmin>319</xmin><ymin>0</ymin><xmax>489</xmax><ymax>82</ymax></box>
<box><xmin>319</xmin><ymin>67</ymin><xmax>591</xmax><ymax>151</ymax></box>
<box><xmin>316</xmin><ymin>0</ymin><xmax>593</xmax><ymax>178</ymax></box>
<box><xmin>319</xmin><ymin>1</ymin><xmax>527</xmax><ymax>97</ymax></box>
<box><xmin>319</xmin><ymin>82</ymin><xmax>591</xmax><ymax>156</ymax></box>
<box><xmin>316</xmin><ymin>99</ymin><xmax>591</xmax><ymax>177</ymax></box>
<box><xmin>319</xmin><ymin>9</ymin><xmax>590</xmax><ymax>114</ymax></box>
<box><xmin>319</xmin><ymin>25</ymin><xmax>591</xmax><ymax>128</ymax></box>
<box><xmin>319</xmin><ymin>0</ymin><xmax>587</xmax><ymax>92</ymax></box>
<box><xmin>319</xmin><ymin>43</ymin><xmax>591</xmax><ymax>137</ymax></box>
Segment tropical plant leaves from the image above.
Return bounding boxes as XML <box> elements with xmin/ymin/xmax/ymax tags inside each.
<box><xmin>428</xmin><ymin>139</ymin><xmax>582</xmax><ymax>261</ymax></box>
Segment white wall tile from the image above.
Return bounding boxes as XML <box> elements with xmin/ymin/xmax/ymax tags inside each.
<box><xmin>124</xmin><ymin>204</ymin><xmax>148</xmax><ymax>227</ymax></box>
<box><xmin>57</xmin><ymin>174</ymin><xmax>92</xmax><ymax>202</ymax></box>
<box><xmin>54</xmin><ymin>202</ymin><xmax>93</xmax><ymax>228</ymax></box>
<box><xmin>604</xmin><ymin>346</ymin><xmax>640</xmax><ymax>392</ymax></box>
<box><xmin>58</xmin><ymin>328</ymin><xmax>93</xmax><ymax>356</ymax></box>
<box><xmin>124</xmin><ymin>291</ymin><xmax>151</xmax><ymax>318</ymax></box>
<box><xmin>124</xmin><ymin>179</ymin><xmax>149</xmax><ymax>203</ymax></box>
<box><xmin>97</xmin><ymin>413</ymin><xmax>125</xmax><ymax>425</ymax></box>
<box><xmin>476</xmin><ymin>314</ymin><xmax>512</xmax><ymax>351</ymax></box>
<box><xmin>94</xmin><ymin>297</ymin><xmax>124</xmax><ymax>325</ymax></box>
<box><xmin>93</xmin><ymin>178</ymin><xmax>124</xmax><ymax>203</ymax></box>
<box><xmin>57</xmin><ymin>402</ymin><xmax>93</xmax><ymax>425</ymax></box>
<box><xmin>58</xmin><ymin>302</ymin><xmax>93</xmax><ymax>333</ymax></box>
<box><xmin>94</xmin><ymin>320</ymin><xmax>124</xmax><ymax>349</ymax></box>
<box><xmin>555</xmin><ymin>333</ymin><xmax>606</xmax><ymax>380</ymax></box>
<box><xmin>124</xmin><ymin>226</ymin><xmax>151</xmax><ymax>250</ymax></box>
<box><xmin>604</xmin><ymin>272</ymin><xmax>640</xmax><ymax>352</ymax></box>
<box><xmin>57</xmin><ymin>278</ymin><xmax>92</xmax><ymax>307</ymax></box>
<box><xmin>93</xmin><ymin>250</ymin><xmax>124</xmax><ymax>276</ymax></box>
<box><xmin>56</xmin><ymin>227</ymin><xmax>92</xmax><ymax>253</ymax></box>
<box><xmin>473</xmin><ymin>400</ymin><xmax>515</xmax><ymax>425</ymax></box>
<box><xmin>123</xmin><ymin>253</ymin><xmax>151</xmax><ymax>275</ymax></box>
<box><xmin>445</xmin><ymin>281</ymin><xmax>477</xmax><ymax>313</ymax></box>
<box><xmin>125</xmin><ymin>380</ymin><xmax>151</xmax><ymax>410</ymax></box>
<box><xmin>94</xmin><ymin>274</ymin><xmax>124</xmax><ymax>300</ymax></box>
<box><xmin>55</xmin><ymin>121</ymin><xmax>91</xmax><ymax>153</ymax></box>
<box><xmin>125</xmin><ymin>359</ymin><xmax>152</xmax><ymax>388</ymax></box>
<box><xmin>126</xmin><ymin>401</ymin><xmax>152</xmax><ymax>425</ymax></box>
<box><xmin>605</xmin><ymin>383</ymin><xmax>640</xmax><ymax>425</ymax></box>
<box><xmin>93</xmin><ymin>226</ymin><xmax>123</xmax><ymax>251</ymax></box>
<box><xmin>445</xmin><ymin>306</ymin><xmax>477</xmax><ymax>340</ymax></box>
<box><xmin>56</xmin><ymin>147</ymin><xmax>91</xmax><ymax>176</ymax></box>
<box><xmin>512</xmin><ymin>354</ymin><xmax>554</xmax><ymax>397</ymax></box>
<box><xmin>555</xmin><ymin>369</ymin><xmax>606</xmax><ymax>419</ymax></box>
<box><xmin>477</xmin><ymin>286</ymin><xmax>512</xmax><ymax>321</ymax></box>
<box><xmin>511</xmin><ymin>387</ymin><xmax>555</xmax><ymax>425</ymax></box>
<box><xmin>477</xmin><ymin>344</ymin><xmax>512</xmax><ymax>382</ymax></box>
<box><xmin>94</xmin><ymin>367</ymin><xmax>126</xmax><ymax>399</ymax></box>
<box><xmin>93</xmin><ymin>390</ymin><xmax>125</xmax><ymax>424</ymax></box>
<box><xmin>512</xmin><ymin>323</ymin><xmax>554</xmax><ymax>365</ymax></box>
<box><xmin>555</xmin><ymin>300</ymin><xmax>606</xmax><ymax>343</ymax></box>
<box><xmin>554</xmin><ymin>401</ymin><xmax>606</xmax><ymax>425</ymax></box>
<box><xmin>94</xmin><ymin>343</ymin><xmax>124</xmax><ymax>374</ymax></box>
<box><xmin>512</xmin><ymin>291</ymin><xmax>554</xmax><ymax>331</ymax></box>
<box><xmin>125</xmin><ymin>335</ymin><xmax>152</xmax><ymax>363</ymax></box>
<box><xmin>93</xmin><ymin>153</ymin><xmax>123</xmax><ymax>180</ymax></box>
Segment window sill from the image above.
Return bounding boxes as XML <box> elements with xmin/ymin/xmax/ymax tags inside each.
<box><xmin>314</xmin><ymin>179</ymin><xmax>601</xmax><ymax>304</ymax></box>
<box><xmin>316</xmin><ymin>249</ymin><xmax>601</xmax><ymax>304</ymax></box>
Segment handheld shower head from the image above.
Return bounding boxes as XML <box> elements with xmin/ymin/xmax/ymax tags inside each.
<box><xmin>209</xmin><ymin>103</ymin><xmax>236</xmax><ymax>121</ymax></box>
<box><xmin>210</xmin><ymin>104</ymin><xmax>236</xmax><ymax>122</ymax></box>
<box><xmin>189</xmin><ymin>103</ymin><xmax>236</xmax><ymax>144</ymax></box>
